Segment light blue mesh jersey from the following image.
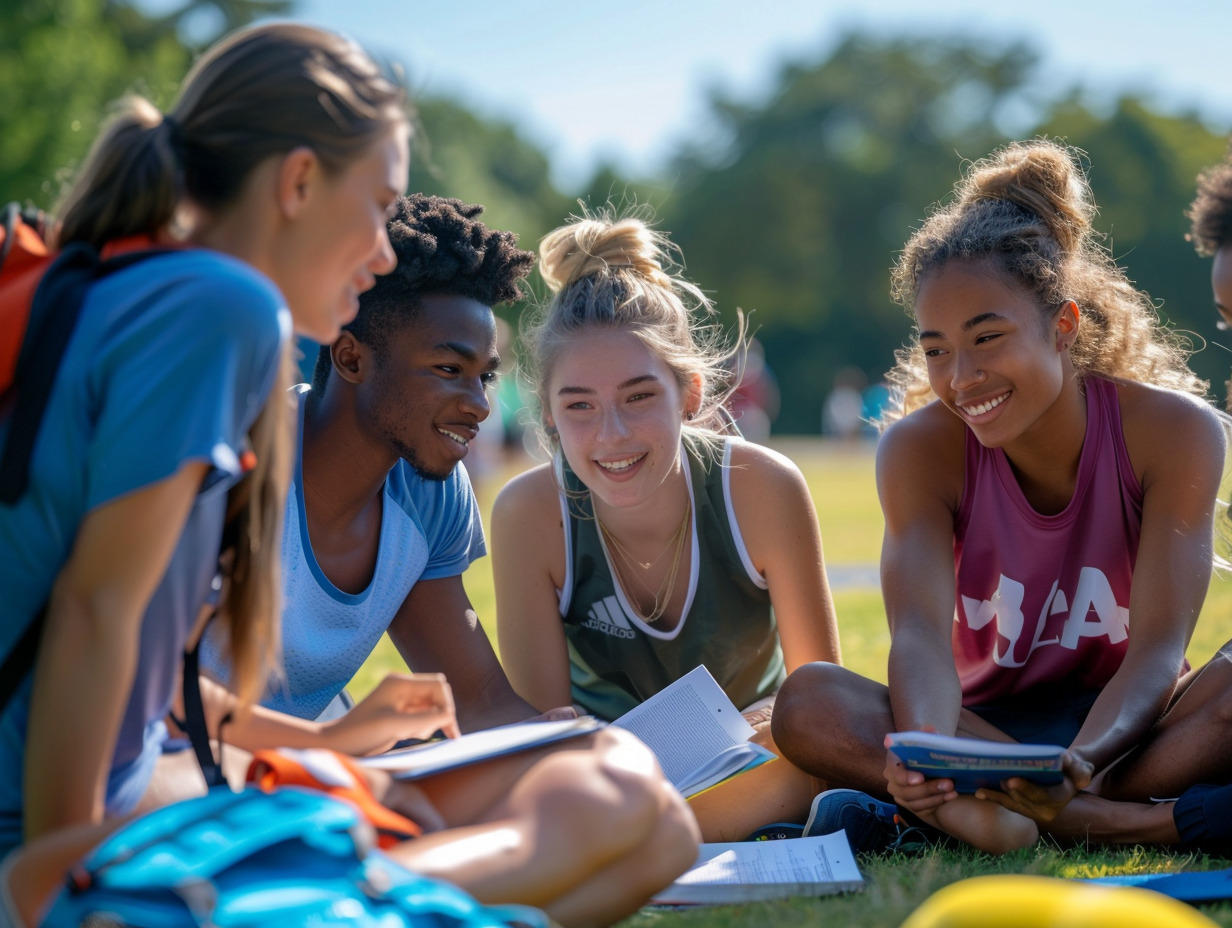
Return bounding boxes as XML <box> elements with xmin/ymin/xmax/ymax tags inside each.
<box><xmin>202</xmin><ymin>387</ymin><xmax>485</xmax><ymax>720</ymax></box>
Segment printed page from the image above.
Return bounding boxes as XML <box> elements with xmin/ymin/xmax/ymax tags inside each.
<box><xmin>651</xmin><ymin>831</ymin><xmax>864</xmax><ymax>905</ymax></box>
<box><xmin>612</xmin><ymin>665</ymin><xmax>755</xmax><ymax>790</ymax></box>
<box><xmin>358</xmin><ymin>716</ymin><xmax>604</xmax><ymax>779</ymax></box>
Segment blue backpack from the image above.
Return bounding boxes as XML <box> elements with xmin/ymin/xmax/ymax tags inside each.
<box><xmin>40</xmin><ymin>787</ymin><xmax>549</xmax><ymax>928</ymax></box>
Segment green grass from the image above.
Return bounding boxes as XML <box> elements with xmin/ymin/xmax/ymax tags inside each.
<box><xmin>349</xmin><ymin>437</ymin><xmax>1232</xmax><ymax>927</ymax></box>
<box><xmin>625</xmin><ymin>846</ymin><xmax>1232</xmax><ymax>928</ymax></box>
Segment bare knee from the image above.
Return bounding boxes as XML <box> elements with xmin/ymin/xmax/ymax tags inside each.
<box><xmin>773</xmin><ymin>662</ymin><xmax>844</xmax><ymax>738</ymax></box>
<box><xmin>773</xmin><ymin>662</ymin><xmax>884</xmax><ymax>774</ymax></box>
<box><xmin>537</xmin><ymin>728</ymin><xmax>698</xmax><ymax>859</ymax></box>
<box><xmin>591</xmin><ymin>729</ymin><xmax>698</xmax><ymax>889</ymax></box>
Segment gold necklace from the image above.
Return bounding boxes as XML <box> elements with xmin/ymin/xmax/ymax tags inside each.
<box><xmin>597</xmin><ymin>510</ymin><xmax>683</xmax><ymax>570</ymax></box>
<box><xmin>596</xmin><ymin>499</ymin><xmax>691</xmax><ymax>625</ymax></box>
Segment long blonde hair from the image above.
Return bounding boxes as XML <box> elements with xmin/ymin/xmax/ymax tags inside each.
<box><xmin>883</xmin><ymin>139</ymin><xmax>1205</xmax><ymax>425</ymax></box>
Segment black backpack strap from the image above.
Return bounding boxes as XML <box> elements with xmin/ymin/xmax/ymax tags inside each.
<box><xmin>0</xmin><ymin>237</ymin><xmax>87</xmax><ymax>711</ymax></box>
<box><xmin>0</xmin><ymin>244</ymin><xmax>170</xmax><ymax>504</ymax></box>
<box><xmin>179</xmin><ymin>635</ymin><xmax>231</xmax><ymax>790</ymax></box>
<box><xmin>0</xmin><ymin>605</ymin><xmax>45</xmax><ymax>716</ymax></box>
<box><xmin>0</xmin><ymin>243</ymin><xmax>100</xmax><ymax>503</ymax></box>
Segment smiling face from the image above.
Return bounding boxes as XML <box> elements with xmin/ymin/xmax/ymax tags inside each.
<box><xmin>546</xmin><ymin>328</ymin><xmax>699</xmax><ymax>510</ymax></box>
<box><xmin>282</xmin><ymin>126</ymin><xmax>410</xmax><ymax>343</ymax></box>
<box><xmin>915</xmin><ymin>259</ymin><xmax>1079</xmax><ymax>452</ymax></box>
<box><xmin>359</xmin><ymin>293</ymin><xmax>499</xmax><ymax>481</ymax></box>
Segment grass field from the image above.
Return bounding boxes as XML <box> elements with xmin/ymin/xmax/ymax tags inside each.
<box><xmin>350</xmin><ymin>437</ymin><xmax>1232</xmax><ymax>927</ymax></box>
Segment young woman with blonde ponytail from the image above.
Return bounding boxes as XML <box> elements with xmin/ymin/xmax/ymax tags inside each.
<box><xmin>0</xmin><ymin>21</ymin><xmax>410</xmax><ymax>858</ymax></box>
<box><xmin>492</xmin><ymin>209</ymin><xmax>843</xmax><ymax>841</ymax></box>
<box><xmin>773</xmin><ymin>139</ymin><xmax>1232</xmax><ymax>856</ymax></box>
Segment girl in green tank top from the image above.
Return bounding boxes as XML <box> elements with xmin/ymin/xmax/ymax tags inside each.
<box><xmin>491</xmin><ymin>208</ymin><xmax>843</xmax><ymax>841</ymax></box>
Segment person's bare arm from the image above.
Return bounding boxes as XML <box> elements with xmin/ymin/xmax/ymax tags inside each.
<box><xmin>387</xmin><ymin>572</ymin><xmax>538</xmax><ymax>732</ymax></box>
<box><xmin>727</xmin><ymin>441</ymin><xmax>840</xmax><ymax>671</ymax></box>
<box><xmin>877</xmin><ymin>409</ymin><xmax>970</xmax><ymax>815</ymax></box>
<box><xmin>1074</xmin><ymin>391</ymin><xmax>1223</xmax><ymax>768</ymax></box>
<box><xmin>184</xmin><ymin>672</ymin><xmax>461</xmax><ymax>757</ymax></box>
<box><xmin>880</xmin><ymin>409</ymin><xmax>967</xmax><ymax>735</ymax></box>
<box><xmin>491</xmin><ymin>466</ymin><xmax>575</xmax><ymax>713</ymax></box>
<box><xmin>24</xmin><ymin>461</ymin><xmax>208</xmax><ymax>842</ymax></box>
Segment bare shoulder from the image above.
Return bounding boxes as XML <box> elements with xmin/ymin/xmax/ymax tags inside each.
<box><xmin>492</xmin><ymin>463</ymin><xmax>558</xmax><ymax>521</ymax></box>
<box><xmin>1115</xmin><ymin>379</ymin><xmax>1223</xmax><ymax>440</ymax></box>
<box><xmin>876</xmin><ymin>400</ymin><xmax>966</xmax><ymax>510</ymax></box>
<box><xmin>724</xmin><ymin>439</ymin><xmax>821</xmax><ymax>572</ymax></box>
<box><xmin>491</xmin><ymin>463</ymin><xmax>565</xmax><ymax>548</ymax></box>
<box><xmin>1114</xmin><ymin>380</ymin><xmax>1227</xmax><ymax>485</ymax></box>
<box><xmin>490</xmin><ymin>461</ymin><xmax>569</xmax><ymax>583</ymax></box>
<box><xmin>726</xmin><ymin>438</ymin><xmax>809</xmax><ymax>497</ymax></box>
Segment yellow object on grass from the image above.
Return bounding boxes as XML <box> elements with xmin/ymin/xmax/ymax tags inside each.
<box><xmin>900</xmin><ymin>875</ymin><xmax>1218</xmax><ymax>928</ymax></box>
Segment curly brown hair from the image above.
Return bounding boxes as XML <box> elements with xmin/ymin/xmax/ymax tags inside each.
<box><xmin>1187</xmin><ymin>151</ymin><xmax>1232</xmax><ymax>257</ymax></box>
<box><xmin>883</xmin><ymin>139</ymin><xmax>1205</xmax><ymax>424</ymax></box>
<box><xmin>313</xmin><ymin>193</ymin><xmax>534</xmax><ymax>390</ymax></box>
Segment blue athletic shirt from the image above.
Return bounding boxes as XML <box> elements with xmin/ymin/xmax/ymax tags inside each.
<box><xmin>200</xmin><ymin>386</ymin><xmax>487</xmax><ymax>720</ymax></box>
<box><xmin>0</xmin><ymin>249</ymin><xmax>288</xmax><ymax>854</ymax></box>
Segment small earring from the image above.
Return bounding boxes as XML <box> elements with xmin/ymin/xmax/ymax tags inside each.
<box><xmin>685</xmin><ymin>411</ymin><xmax>695</xmax><ymax>421</ymax></box>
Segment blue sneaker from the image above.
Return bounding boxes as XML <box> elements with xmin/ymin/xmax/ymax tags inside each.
<box><xmin>804</xmin><ymin>788</ymin><xmax>947</xmax><ymax>856</ymax></box>
<box><xmin>803</xmin><ymin>789</ymin><xmax>898</xmax><ymax>853</ymax></box>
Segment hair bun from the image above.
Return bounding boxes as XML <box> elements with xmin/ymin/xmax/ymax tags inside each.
<box><xmin>965</xmin><ymin>139</ymin><xmax>1093</xmax><ymax>253</ymax></box>
<box><xmin>539</xmin><ymin>214</ymin><xmax>674</xmax><ymax>293</ymax></box>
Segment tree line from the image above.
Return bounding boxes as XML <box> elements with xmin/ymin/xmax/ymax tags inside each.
<box><xmin>5</xmin><ymin>3</ymin><xmax>1227</xmax><ymax>431</ymax></box>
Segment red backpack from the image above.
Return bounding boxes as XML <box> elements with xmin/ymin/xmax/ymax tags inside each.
<box><xmin>0</xmin><ymin>203</ymin><xmax>52</xmax><ymax>399</ymax></box>
<box><xmin>0</xmin><ymin>202</ymin><xmax>174</xmax><ymax>504</ymax></box>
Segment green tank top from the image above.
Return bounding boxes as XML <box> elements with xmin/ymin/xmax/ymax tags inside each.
<box><xmin>558</xmin><ymin>435</ymin><xmax>784</xmax><ymax>721</ymax></box>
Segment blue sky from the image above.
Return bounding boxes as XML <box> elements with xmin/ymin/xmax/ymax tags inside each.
<box><xmin>260</xmin><ymin>0</ymin><xmax>1231</xmax><ymax>189</ymax></box>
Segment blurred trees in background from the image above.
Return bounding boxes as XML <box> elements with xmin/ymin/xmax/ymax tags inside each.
<box><xmin>1</xmin><ymin>1</ymin><xmax>185</xmax><ymax>207</ymax></box>
<box><xmin>0</xmin><ymin>0</ymin><xmax>289</xmax><ymax>207</ymax></box>
<box><xmin>407</xmin><ymin>98</ymin><xmax>573</xmax><ymax>274</ymax></box>
<box><xmin>655</xmin><ymin>35</ymin><xmax>1229</xmax><ymax>429</ymax></box>
<box><xmin>4</xmin><ymin>3</ymin><xmax>1228</xmax><ymax>430</ymax></box>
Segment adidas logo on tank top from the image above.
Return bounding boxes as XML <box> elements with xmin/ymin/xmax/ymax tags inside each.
<box><xmin>582</xmin><ymin>595</ymin><xmax>638</xmax><ymax>639</ymax></box>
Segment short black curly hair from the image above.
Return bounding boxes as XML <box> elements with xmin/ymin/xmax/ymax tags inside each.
<box><xmin>313</xmin><ymin>193</ymin><xmax>534</xmax><ymax>391</ymax></box>
<box><xmin>1188</xmin><ymin>154</ymin><xmax>1232</xmax><ymax>257</ymax></box>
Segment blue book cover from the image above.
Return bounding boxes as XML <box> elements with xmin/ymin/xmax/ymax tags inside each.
<box><xmin>887</xmin><ymin>731</ymin><xmax>1065</xmax><ymax>793</ymax></box>
<box><xmin>1086</xmin><ymin>868</ymin><xmax>1232</xmax><ymax>902</ymax></box>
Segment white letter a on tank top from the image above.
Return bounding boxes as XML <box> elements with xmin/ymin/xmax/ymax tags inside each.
<box><xmin>1060</xmin><ymin>566</ymin><xmax>1129</xmax><ymax>649</ymax></box>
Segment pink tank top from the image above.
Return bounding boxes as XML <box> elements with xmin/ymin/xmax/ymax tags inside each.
<box><xmin>952</xmin><ymin>375</ymin><xmax>1143</xmax><ymax>705</ymax></box>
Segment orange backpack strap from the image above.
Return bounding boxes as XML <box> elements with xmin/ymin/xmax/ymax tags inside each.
<box><xmin>247</xmin><ymin>749</ymin><xmax>422</xmax><ymax>848</ymax></box>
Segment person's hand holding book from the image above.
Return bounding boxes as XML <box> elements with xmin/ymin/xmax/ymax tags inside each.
<box><xmin>883</xmin><ymin>729</ymin><xmax>959</xmax><ymax>821</ymax></box>
<box><xmin>320</xmin><ymin>672</ymin><xmax>461</xmax><ymax>757</ymax></box>
<box><xmin>974</xmin><ymin>751</ymin><xmax>1094</xmax><ymax>823</ymax></box>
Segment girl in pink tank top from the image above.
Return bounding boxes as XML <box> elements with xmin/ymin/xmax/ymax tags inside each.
<box><xmin>773</xmin><ymin>139</ymin><xmax>1232</xmax><ymax>857</ymax></box>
